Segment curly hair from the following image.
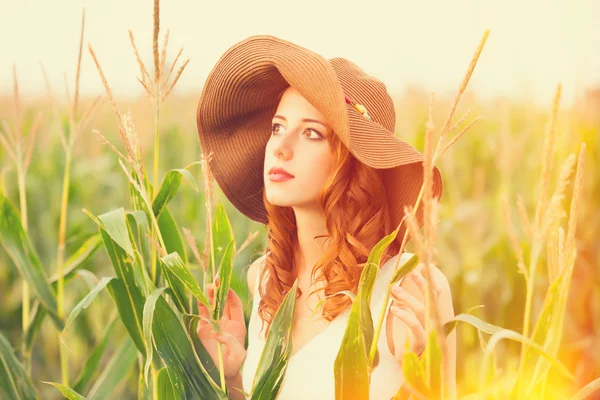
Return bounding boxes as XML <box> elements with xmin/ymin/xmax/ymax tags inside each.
<box><xmin>255</xmin><ymin>121</ymin><xmax>402</xmax><ymax>339</ymax></box>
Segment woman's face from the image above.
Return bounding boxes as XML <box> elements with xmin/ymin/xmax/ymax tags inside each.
<box><xmin>264</xmin><ymin>86</ymin><xmax>334</xmax><ymax>209</ymax></box>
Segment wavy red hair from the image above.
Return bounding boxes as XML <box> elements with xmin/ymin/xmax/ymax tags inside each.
<box><xmin>256</xmin><ymin>116</ymin><xmax>401</xmax><ymax>339</ymax></box>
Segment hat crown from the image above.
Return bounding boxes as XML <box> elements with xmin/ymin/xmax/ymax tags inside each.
<box><xmin>328</xmin><ymin>57</ymin><xmax>396</xmax><ymax>132</ymax></box>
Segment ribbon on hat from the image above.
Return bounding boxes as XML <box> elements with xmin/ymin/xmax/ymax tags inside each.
<box><xmin>344</xmin><ymin>94</ymin><xmax>372</xmax><ymax>121</ymax></box>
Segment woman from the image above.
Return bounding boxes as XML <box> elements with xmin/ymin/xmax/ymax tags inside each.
<box><xmin>196</xmin><ymin>35</ymin><xmax>456</xmax><ymax>399</ymax></box>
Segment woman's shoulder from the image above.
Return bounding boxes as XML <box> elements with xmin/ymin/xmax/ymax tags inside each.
<box><xmin>379</xmin><ymin>251</ymin><xmax>415</xmax><ymax>273</ymax></box>
<box><xmin>246</xmin><ymin>253</ymin><xmax>268</xmax><ymax>297</ymax></box>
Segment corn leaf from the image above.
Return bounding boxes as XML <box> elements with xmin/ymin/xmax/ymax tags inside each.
<box><xmin>454</xmin><ymin>314</ymin><xmax>575</xmax><ymax>389</ymax></box>
<box><xmin>334</xmin><ymin>229</ymin><xmax>400</xmax><ymax>399</ymax></box>
<box><xmin>105</xmin><ymin>278</ymin><xmax>146</xmax><ymax>356</ymax></box>
<box><xmin>361</xmin><ymin>229</ymin><xmax>399</xmax><ymax>368</ymax></box>
<box><xmin>402</xmin><ymin>351</ymin><xmax>431</xmax><ymax>397</ymax></box>
<box><xmin>182</xmin><ymin>314</ymin><xmax>222</xmax><ymax>386</ymax></box>
<box><xmin>98</xmin><ymin>208</ymin><xmax>134</xmax><ymax>256</ymax></box>
<box><xmin>85</xmin><ymin>335</ymin><xmax>138</xmax><ymax>400</ymax></box>
<box><xmin>151</xmin><ymin>296</ymin><xmax>227</xmax><ymax>399</ymax></box>
<box><xmin>126</xmin><ymin>210</ymin><xmax>151</xmax><ymax>276</ymax></box>
<box><xmin>251</xmin><ymin>279</ymin><xmax>299</xmax><ymax>398</ymax></box>
<box><xmin>152</xmin><ymin>166</ymin><xmax>199</xmax><ymax>218</ymax></box>
<box><xmin>24</xmin><ymin>301</ymin><xmax>46</xmax><ymax>354</ymax></box>
<box><xmin>211</xmin><ymin>202</ymin><xmax>235</xmax><ymax>279</ymax></box>
<box><xmin>157</xmin><ymin>207</ymin><xmax>189</xmax><ymax>312</ymax></box>
<box><xmin>213</xmin><ymin>239</ymin><xmax>235</xmax><ymax>321</ymax></box>
<box><xmin>161</xmin><ymin>252</ymin><xmax>209</xmax><ymax>309</ymax></box>
<box><xmin>0</xmin><ymin>193</ymin><xmax>62</xmax><ymax>328</ymax></box>
<box><xmin>43</xmin><ymin>382</ymin><xmax>88</xmax><ymax>400</ymax></box>
<box><xmin>72</xmin><ymin>313</ymin><xmax>119</xmax><ymax>394</ymax></box>
<box><xmin>334</xmin><ymin>296</ymin><xmax>370</xmax><ymax>400</ymax></box>
<box><xmin>389</xmin><ymin>253</ymin><xmax>419</xmax><ymax>286</ymax></box>
<box><xmin>143</xmin><ymin>287</ymin><xmax>168</xmax><ymax>382</ymax></box>
<box><xmin>48</xmin><ymin>233</ymin><xmax>103</xmax><ymax>284</ymax></box>
<box><xmin>425</xmin><ymin>328</ymin><xmax>443</xmax><ymax>399</ymax></box>
<box><xmin>88</xmin><ymin>208</ymin><xmax>148</xmax><ymax>355</ymax></box>
<box><xmin>24</xmin><ymin>234</ymin><xmax>104</xmax><ymax>352</ymax></box>
<box><xmin>0</xmin><ymin>331</ymin><xmax>38</xmax><ymax>400</ymax></box>
<box><xmin>571</xmin><ymin>377</ymin><xmax>600</xmax><ymax>400</ymax></box>
<box><xmin>64</xmin><ymin>276</ymin><xmax>115</xmax><ymax>332</ymax></box>
<box><xmin>157</xmin><ymin>367</ymin><xmax>184</xmax><ymax>400</ymax></box>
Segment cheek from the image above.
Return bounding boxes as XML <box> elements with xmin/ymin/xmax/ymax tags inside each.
<box><xmin>305</xmin><ymin>149</ymin><xmax>334</xmax><ymax>183</ymax></box>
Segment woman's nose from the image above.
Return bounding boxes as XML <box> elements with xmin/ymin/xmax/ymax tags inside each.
<box><xmin>273</xmin><ymin>137</ymin><xmax>293</xmax><ymax>160</ymax></box>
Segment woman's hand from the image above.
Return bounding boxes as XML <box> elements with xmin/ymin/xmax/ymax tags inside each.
<box><xmin>389</xmin><ymin>263</ymin><xmax>446</xmax><ymax>363</ymax></box>
<box><xmin>196</xmin><ymin>277</ymin><xmax>247</xmax><ymax>377</ymax></box>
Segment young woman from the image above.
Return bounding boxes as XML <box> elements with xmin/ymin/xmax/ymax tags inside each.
<box><xmin>195</xmin><ymin>35</ymin><xmax>456</xmax><ymax>399</ymax></box>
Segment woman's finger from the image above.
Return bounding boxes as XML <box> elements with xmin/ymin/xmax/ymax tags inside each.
<box><xmin>390</xmin><ymin>306</ymin><xmax>426</xmax><ymax>355</ymax></box>
<box><xmin>227</xmin><ymin>288</ymin><xmax>245</xmax><ymax>322</ymax></box>
<box><xmin>416</xmin><ymin>264</ymin><xmax>444</xmax><ymax>297</ymax></box>
<box><xmin>213</xmin><ymin>332</ymin><xmax>245</xmax><ymax>361</ymax></box>
<box><xmin>391</xmin><ymin>286</ymin><xmax>425</xmax><ymax>327</ymax></box>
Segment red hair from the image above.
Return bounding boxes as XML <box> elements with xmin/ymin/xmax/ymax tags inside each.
<box><xmin>256</xmin><ymin>122</ymin><xmax>401</xmax><ymax>339</ymax></box>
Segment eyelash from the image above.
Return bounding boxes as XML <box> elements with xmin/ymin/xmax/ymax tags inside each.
<box><xmin>271</xmin><ymin>123</ymin><xmax>324</xmax><ymax>140</ymax></box>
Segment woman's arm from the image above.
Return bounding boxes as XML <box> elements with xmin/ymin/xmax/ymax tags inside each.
<box><xmin>437</xmin><ymin>274</ymin><xmax>457</xmax><ymax>399</ymax></box>
<box><xmin>225</xmin><ymin>372</ymin><xmax>247</xmax><ymax>400</ymax></box>
<box><xmin>388</xmin><ymin>263</ymin><xmax>457</xmax><ymax>398</ymax></box>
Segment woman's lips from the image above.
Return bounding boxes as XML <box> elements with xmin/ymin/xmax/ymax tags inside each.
<box><xmin>268</xmin><ymin>173</ymin><xmax>294</xmax><ymax>182</ymax></box>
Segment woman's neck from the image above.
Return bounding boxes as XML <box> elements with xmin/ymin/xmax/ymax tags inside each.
<box><xmin>292</xmin><ymin>206</ymin><xmax>330</xmax><ymax>276</ymax></box>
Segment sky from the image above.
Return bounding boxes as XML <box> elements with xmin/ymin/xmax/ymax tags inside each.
<box><xmin>1</xmin><ymin>0</ymin><xmax>599</xmax><ymax>107</ymax></box>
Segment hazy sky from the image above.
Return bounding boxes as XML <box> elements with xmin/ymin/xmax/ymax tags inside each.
<box><xmin>1</xmin><ymin>0</ymin><xmax>599</xmax><ymax>106</ymax></box>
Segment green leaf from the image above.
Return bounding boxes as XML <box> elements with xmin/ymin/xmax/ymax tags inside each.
<box><xmin>64</xmin><ymin>277</ymin><xmax>115</xmax><ymax>332</ymax></box>
<box><xmin>213</xmin><ymin>239</ymin><xmax>235</xmax><ymax>321</ymax></box>
<box><xmin>443</xmin><ymin>305</ymin><xmax>485</xmax><ymax>337</ymax></box>
<box><xmin>571</xmin><ymin>377</ymin><xmax>600</xmax><ymax>400</ymax></box>
<box><xmin>334</xmin><ymin>296</ymin><xmax>370</xmax><ymax>400</ymax></box>
<box><xmin>126</xmin><ymin>210</ymin><xmax>151</xmax><ymax>274</ymax></box>
<box><xmin>447</xmin><ymin>314</ymin><xmax>575</xmax><ymax>387</ymax></box>
<box><xmin>0</xmin><ymin>194</ymin><xmax>62</xmax><ymax>328</ymax></box>
<box><xmin>334</xmin><ymin>228</ymin><xmax>400</xmax><ymax>399</ymax></box>
<box><xmin>72</xmin><ymin>313</ymin><xmax>119</xmax><ymax>394</ymax></box>
<box><xmin>389</xmin><ymin>253</ymin><xmax>420</xmax><ymax>286</ymax></box>
<box><xmin>211</xmin><ymin>202</ymin><xmax>235</xmax><ymax>278</ymax></box>
<box><xmin>152</xmin><ymin>166</ymin><xmax>199</xmax><ymax>218</ymax></box>
<box><xmin>98</xmin><ymin>208</ymin><xmax>134</xmax><ymax>256</ymax></box>
<box><xmin>158</xmin><ymin>207</ymin><xmax>189</xmax><ymax>312</ymax></box>
<box><xmin>24</xmin><ymin>301</ymin><xmax>46</xmax><ymax>354</ymax></box>
<box><xmin>424</xmin><ymin>329</ymin><xmax>443</xmax><ymax>399</ymax></box>
<box><xmin>524</xmin><ymin>267</ymin><xmax>573</xmax><ymax>397</ymax></box>
<box><xmin>0</xmin><ymin>331</ymin><xmax>38</xmax><ymax>400</ymax></box>
<box><xmin>251</xmin><ymin>279</ymin><xmax>299</xmax><ymax>399</ymax></box>
<box><xmin>43</xmin><ymin>382</ymin><xmax>88</xmax><ymax>400</ymax></box>
<box><xmin>182</xmin><ymin>314</ymin><xmax>221</xmax><ymax>385</ymax></box>
<box><xmin>24</xmin><ymin>234</ymin><xmax>104</xmax><ymax>353</ymax></box>
<box><xmin>143</xmin><ymin>287</ymin><xmax>168</xmax><ymax>383</ymax></box>
<box><xmin>151</xmin><ymin>296</ymin><xmax>227</xmax><ymax>399</ymax></box>
<box><xmin>161</xmin><ymin>252</ymin><xmax>209</xmax><ymax>308</ymax></box>
<box><xmin>402</xmin><ymin>352</ymin><xmax>431</xmax><ymax>397</ymax></box>
<box><xmin>106</xmin><ymin>278</ymin><xmax>146</xmax><ymax>356</ymax></box>
<box><xmin>156</xmin><ymin>367</ymin><xmax>184</xmax><ymax>400</ymax></box>
<box><xmin>48</xmin><ymin>233</ymin><xmax>103</xmax><ymax>284</ymax></box>
<box><xmin>89</xmin><ymin>208</ymin><xmax>148</xmax><ymax>355</ymax></box>
<box><xmin>158</xmin><ymin>207</ymin><xmax>188</xmax><ymax>264</ymax></box>
<box><xmin>86</xmin><ymin>336</ymin><xmax>138</xmax><ymax>400</ymax></box>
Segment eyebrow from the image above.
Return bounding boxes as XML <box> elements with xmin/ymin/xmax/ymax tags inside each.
<box><xmin>272</xmin><ymin>114</ymin><xmax>329</xmax><ymax>129</ymax></box>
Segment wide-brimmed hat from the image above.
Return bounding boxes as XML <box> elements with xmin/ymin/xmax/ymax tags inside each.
<box><xmin>196</xmin><ymin>34</ymin><xmax>443</xmax><ymax>246</ymax></box>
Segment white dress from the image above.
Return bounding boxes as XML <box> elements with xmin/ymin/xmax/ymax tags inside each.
<box><xmin>241</xmin><ymin>252</ymin><xmax>412</xmax><ymax>400</ymax></box>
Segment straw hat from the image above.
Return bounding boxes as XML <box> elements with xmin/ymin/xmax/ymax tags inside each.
<box><xmin>196</xmin><ymin>34</ymin><xmax>443</xmax><ymax>244</ymax></box>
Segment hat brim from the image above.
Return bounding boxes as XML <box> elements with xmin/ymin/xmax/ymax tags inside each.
<box><xmin>196</xmin><ymin>34</ymin><xmax>442</xmax><ymax>228</ymax></box>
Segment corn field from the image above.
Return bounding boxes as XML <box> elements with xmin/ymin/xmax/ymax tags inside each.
<box><xmin>0</xmin><ymin>1</ymin><xmax>599</xmax><ymax>399</ymax></box>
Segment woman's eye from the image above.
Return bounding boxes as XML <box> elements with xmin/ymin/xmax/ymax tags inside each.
<box><xmin>271</xmin><ymin>123</ymin><xmax>323</xmax><ymax>140</ymax></box>
<box><xmin>304</xmin><ymin>129</ymin><xmax>323</xmax><ymax>139</ymax></box>
<box><xmin>271</xmin><ymin>123</ymin><xmax>283</xmax><ymax>135</ymax></box>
